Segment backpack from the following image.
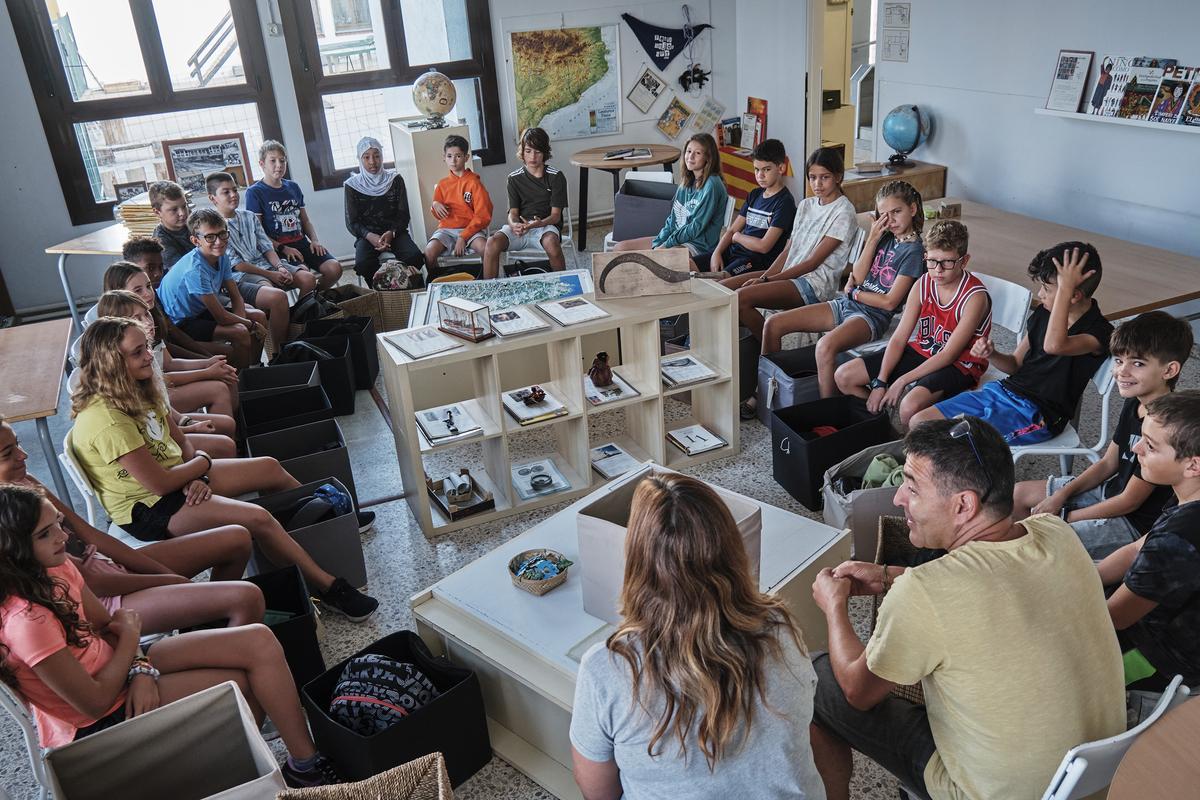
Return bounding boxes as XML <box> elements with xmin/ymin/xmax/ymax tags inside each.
<box><xmin>270</xmin><ymin>340</ymin><xmax>334</xmax><ymax>366</ymax></box>
<box><xmin>276</xmin><ymin>482</ymin><xmax>353</xmax><ymax>531</ymax></box>
<box><xmin>509</xmin><ymin>259</ymin><xmax>552</xmax><ymax>275</ymax></box>
<box><xmin>372</xmin><ymin>261</ymin><xmax>425</xmax><ymax>291</ymax></box>
<box><xmin>290</xmin><ymin>290</ymin><xmax>341</xmax><ymax>325</ymax></box>
<box><xmin>329</xmin><ymin>654</ymin><xmax>439</xmax><ymax>736</ymax></box>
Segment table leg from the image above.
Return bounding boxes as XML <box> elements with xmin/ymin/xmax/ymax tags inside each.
<box><xmin>576</xmin><ymin>167</ymin><xmax>589</xmax><ymax>250</ymax></box>
<box><xmin>610</xmin><ymin>169</ymin><xmax>620</xmax><ymax>195</ymax></box>
<box><xmin>37</xmin><ymin>416</ymin><xmax>73</xmax><ymax>507</ymax></box>
<box><xmin>57</xmin><ymin>253</ymin><xmax>82</xmax><ymax>335</ymax></box>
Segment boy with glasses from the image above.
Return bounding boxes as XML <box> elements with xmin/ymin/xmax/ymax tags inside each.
<box><xmin>834</xmin><ymin>219</ymin><xmax>991</xmax><ymax>427</ymax></box>
<box><xmin>911</xmin><ymin>241</ymin><xmax>1112</xmax><ymax>445</ymax></box>
<box><xmin>157</xmin><ymin>209</ymin><xmax>267</xmax><ymax>368</ymax></box>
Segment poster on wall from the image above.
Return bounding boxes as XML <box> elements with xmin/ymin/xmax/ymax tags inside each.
<box><xmin>627</xmin><ymin>66</ymin><xmax>667</xmax><ymax>114</ymax></box>
<box><xmin>1044</xmin><ymin>50</ymin><xmax>1093</xmax><ymax>113</ymax></box>
<box><xmin>689</xmin><ymin>96</ymin><xmax>726</xmax><ymax>134</ymax></box>
<box><xmin>881</xmin><ymin>28</ymin><xmax>909</xmax><ymax>62</ymax></box>
<box><xmin>508</xmin><ymin>25</ymin><xmax>621</xmax><ymax>141</ymax></box>
<box><xmin>656</xmin><ymin>96</ymin><xmax>694</xmax><ymax>140</ymax></box>
<box><xmin>161</xmin><ymin>133</ymin><xmax>252</xmax><ymax>194</ymax></box>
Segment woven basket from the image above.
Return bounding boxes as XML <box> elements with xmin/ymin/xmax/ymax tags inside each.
<box><xmin>508</xmin><ymin>549</ymin><xmax>569</xmax><ymax>596</ymax></box>
<box><xmin>287</xmin><ymin>308</ymin><xmax>344</xmax><ymax>343</ymax></box>
<box><xmin>872</xmin><ymin>515</ymin><xmax>925</xmax><ymax>706</ymax></box>
<box><xmin>275</xmin><ymin>751</ymin><xmax>454</xmax><ymax>799</ymax></box>
<box><xmin>327</xmin><ymin>285</ymin><xmax>383</xmax><ymax>333</ymax></box>
<box><xmin>379</xmin><ymin>288</ymin><xmax>421</xmax><ymax>331</ymax></box>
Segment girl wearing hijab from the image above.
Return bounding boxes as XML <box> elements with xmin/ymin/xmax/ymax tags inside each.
<box><xmin>343</xmin><ymin>136</ymin><xmax>425</xmax><ymax>284</ymax></box>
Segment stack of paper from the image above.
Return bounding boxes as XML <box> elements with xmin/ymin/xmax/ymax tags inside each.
<box><xmin>661</xmin><ymin>354</ymin><xmax>718</xmax><ymax>388</ymax></box>
<box><xmin>415</xmin><ymin>403</ymin><xmax>482</xmax><ymax>444</ymax></box>
<box><xmin>590</xmin><ymin>443</ymin><xmax>642</xmax><ymax>479</ymax></box>
<box><xmin>667</xmin><ymin>424</ymin><xmax>727</xmax><ymax>456</ymax></box>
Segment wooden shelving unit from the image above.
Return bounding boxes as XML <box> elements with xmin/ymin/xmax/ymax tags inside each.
<box><xmin>1033</xmin><ymin>107</ymin><xmax>1200</xmax><ymax>134</ymax></box>
<box><xmin>378</xmin><ymin>280</ymin><xmax>741</xmax><ymax>537</ymax></box>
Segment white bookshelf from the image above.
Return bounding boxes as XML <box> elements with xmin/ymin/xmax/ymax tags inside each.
<box><xmin>1033</xmin><ymin>107</ymin><xmax>1200</xmax><ymax>134</ymax></box>
<box><xmin>378</xmin><ymin>280</ymin><xmax>741</xmax><ymax>537</ymax></box>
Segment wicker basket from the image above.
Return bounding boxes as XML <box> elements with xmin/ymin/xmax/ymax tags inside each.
<box><xmin>287</xmin><ymin>309</ymin><xmax>344</xmax><ymax>343</ymax></box>
<box><xmin>872</xmin><ymin>515</ymin><xmax>926</xmax><ymax>706</ymax></box>
<box><xmin>379</xmin><ymin>288</ymin><xmax>421</xmax><ymax>331</ymax></box>
<box><xmin>326</xmin><ymin>285</ymin><xmax>383</xmax><ymax>333</ymax></box>
<box><xmin>508</xmin><ymin>549</ymin><xmax>570</xmax><ymax>596</ymax></box>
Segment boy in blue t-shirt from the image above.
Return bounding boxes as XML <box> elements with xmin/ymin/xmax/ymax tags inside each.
<box><xmin>693</xmin><ymin>139</ymin><xmax>796</xmax><ymax>276</ymax></box>
<box><xmin>157</xmin><ymin>208</ymin><xmax>267</xmax><ymax>367</ymax></box>
<box><xmin>244</xmin><ymin>140</ymin><xmax>342</xmax><ymax>291</ymax></box>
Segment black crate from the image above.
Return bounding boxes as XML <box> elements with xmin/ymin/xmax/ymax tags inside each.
<box><xmin>303</xmin><ymin>316</ymin><xmax>379</xmax><ymax>390</ymax></box>
<box><xmin>302</xmin><ymin>631</ymin><xmax>492</xmax><ymax>786</ymax></box>
<box><xmin>296</xmin><ymin>336</ymin><xmax>356</xmax><ymax>416</ymax></box>
<box><xmin>238</xmin><ymin>384</ymin><xmax>333</xmax><ymax>438</ymax></box>
<box><xmin>238</xmin><ymin>362</ymin><xmax>319</xmax><ymax>401</ymax></box>
<box><xmin>245</xmin><ymin>419</ymin><xmax>358</xmax><ymax>504</ymax></box>
<box><xmin>244</xmin><ymin>566</ymin><xmax>325</xmax><ymax>687</ymax></box>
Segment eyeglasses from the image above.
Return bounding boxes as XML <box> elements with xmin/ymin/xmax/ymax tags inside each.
<box><xmin>948</xmin><ymin>419</ymin><xmax>992</xmax><ymax>504</ymax></box>
<box><xmin>198</xmin><ymin>231</ymin><xmax>230</xmax><ymax>244</ymax></box>
<box><xmin>924</xmin><ymin>256</ymin><xmax>964</xmax><ymax>271</ymax></box>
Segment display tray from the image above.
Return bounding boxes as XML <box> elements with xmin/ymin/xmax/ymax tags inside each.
<box><xmin>426</xmin><ymin>469</ymin><xmax>496</xmax><ymax>521</ymax></box>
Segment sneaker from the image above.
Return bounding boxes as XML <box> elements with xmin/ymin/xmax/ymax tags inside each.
<box><xmin>739</xmin><ymin>399</ymin><xmax>758</xmax><ymax>420</ymax></box>
<box><xmin>356</xmin><ymin>509</ymin><xmax>375</xmax><ymax>533</ymax></box>
<box><xmin>320</xmin><ymin>577</ymin><xmax>379</xmax><ymax>622</ymax></box>
<box><xmin>282</xmin><ymin>754</ymin><xmax>343</xmax><ymax>788</ymax></box>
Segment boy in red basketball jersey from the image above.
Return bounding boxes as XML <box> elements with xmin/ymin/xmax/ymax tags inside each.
<box><xmin>835</xmin><ymin>219</ymin><xmax>992</xmax><ymax>426</ymax></box>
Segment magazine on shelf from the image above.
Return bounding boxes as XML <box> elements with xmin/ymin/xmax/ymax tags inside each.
<box><xmin>1181</xmin><ymin>80</ymin><xmax>1200</xmax><ymax>126</ymax></box>
<box><xmin>489</xmin><ymin>305</ymin><xmax>550</xmax><ymax>337</ymax></box>
<box><xmin>502</xmin><ymin>386</ymin><xmax>569</xmax><ymax>426</ymax></box>
<box><xmin>667</xmin><ymin>424</ymin><xmax>727</xmax><ymax>456</ymax></box>
<box><xmin>660</xmin><ymin>354</ymin><xmax>718</xmax><ymax>387</ymax></box>
<box><xmin>583</xmin><ymin>370</ymin><xmax>640</xmax><ymax>406</ymax></box>
<box><xmin>1146</xmin><ymin>65</ymin><xmax>1199</xmax><ymax>124</ymax></box>
<box><xmin>590</xmin><ymin>443</ymin><xmax>643</xmax><ymax>479</ymax></box>
<box><xmin>383</xmin><ymin>326</ymin><xmax>463</xmax><ymax>360</ymax></box>
<box><xmin>414</xmin><ymin>402</ymin><xmax>482</xmax><ymax>444</ymax></box>
<box><xmin>1112</xmin><ymin>57</ymin><xmax>1177</xmax><ymax>119</ymax></box>
<box><xmin>512</xmin><ymin>458</ymin><xmax>571</xmax><ymax>500</ymax></box>
<box><xmin>536</xmin><ymin>296</ymin><xmax>610</xmax><ymax>326</ymax></box>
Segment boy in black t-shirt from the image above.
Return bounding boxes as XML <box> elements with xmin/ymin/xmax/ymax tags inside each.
<box><xmin>1097</xmin><ymin>391</ymin><xmax>1200</xmax><ymax>690</ymax></box>
<box><xmin>911</xmin><ymin>241</ymin><xmax>1113</xmax><ymax>445</ymax></box>
<box><xmin>483</xmin><ymin>127</ymin><xmax>568</xmax><ymax>279</ymax></box>
<box><xmin>693</xmin><ymin>138</ymin><xmax>796</xmax><ymax>276</ymax></box>
<box><xmin>1014</xmin><ymin>311</ymin><xmax>1193</xmax><ymax>558</ymax></box>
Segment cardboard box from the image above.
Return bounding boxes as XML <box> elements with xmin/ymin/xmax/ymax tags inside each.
<box><xmin>612</xmin><ymin>179</ymin><xmax>676</xmax><ymax>243</ymax></box>
<box><xmin>46</xmin><ymin>682</ymin><xmax>284</xmax><ymax>799</ymax></box>
<box><xmin>237</xmin><ymin>361</ymin><xmax>319</xmax><ymax>401</ymax></box>
<box><xmin>246</xmin><ymin>419</ymin><xmax>358</xmax><ymax>505</ymax></box>
<box><xmin>821</xmin><ymin>439</ymin><xmax>907</xmax><ymax>559</ymax></box>
<box><xmin>250</xmin><ymin>477</ymin><xmax>367</xmax><ymax>589</ymax></box>
<box><xmin>576</xmin><ymin>464</ymin><xmax>761</xmax><ymax>625</ymax></box>
<box><xmin>238</xmin><ymin>384</ymin><xmax>333</xmax><ymax>438</ymax></box>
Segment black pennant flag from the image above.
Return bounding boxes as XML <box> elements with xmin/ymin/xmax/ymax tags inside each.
<box><xmin>620</xmin><ymin>13</ymin><xmax>712</xmax><ymax>72</ymax></box>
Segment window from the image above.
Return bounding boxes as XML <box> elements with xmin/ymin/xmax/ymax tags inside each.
<box><xmin>8</xmin><ymin>0</ymin><xmax>283</xmax><ymax>225</ymax></box>
<box><xmin>278</xmin><ymin>0</ymin><xmax>503</xmax><ymax>190</ymax></box>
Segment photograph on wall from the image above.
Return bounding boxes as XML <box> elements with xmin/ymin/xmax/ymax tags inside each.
<box><xmin>508</xmin><ymin>25</ymin><xmax>621</xmax><ymax>141</ymax></box>
<box><xmin>626</xmin><ymin>66</ymin><xmax>667</xmax><ymax>114</ymax></box>
<box><xmin>656</xmin><ymin>96</ymin><xmax>694</xmax><ymax>140</ymax></box>
<box><xmin>161</xmin><ymin>133</ymin><xmax>253</xmax><ymax>189</ymax></box>
<box><xmin>113</xmin><ymin>180</ymin><xmax>148</xmax><ymax>204</ymax></box>
<box><xmin>1044</xmin><ymin>50</ymin><xmax>1093</xmax><ymax>113</ymax></box>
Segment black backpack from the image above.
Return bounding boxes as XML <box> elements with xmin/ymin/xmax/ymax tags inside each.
<box><xmin>270</xmin><ymin>340</ymin><xmax>334</xmax><ymax>366</ymax></box>
<box><xmin>290</xmin><ymin>290</ymin><xmax>340</xmax><ymax>325</ymax></box>
<box><xmin>329</xmin><ymin>654</ymin><xmax>439</xmax><ymax>736</ymax></box>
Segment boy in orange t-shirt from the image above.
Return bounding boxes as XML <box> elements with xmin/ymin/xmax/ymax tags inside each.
<box><xmin>424</xmin><ymin>134</ymin><xmax>494</xmax><ymax>271</ymax></box>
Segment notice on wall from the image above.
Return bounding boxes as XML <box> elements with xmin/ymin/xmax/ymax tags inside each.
<box><xmin>883</xmin><ymin>2</ymin><xmax>911</xmax><ymax>28</ymax></box>
<box><xmin>881</xmin><ymin>28</ymin><xmax>910</xmax><ymax>62</ymax></box>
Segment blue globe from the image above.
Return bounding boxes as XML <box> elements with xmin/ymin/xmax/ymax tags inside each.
<box><xmin>881</xmin><ymin>104</ymin><xmax>932</xmax><ymax>165</ymax></box>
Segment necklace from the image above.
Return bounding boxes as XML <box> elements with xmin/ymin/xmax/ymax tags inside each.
<box><xmin>897</xmin><ymin>231</ymin><xmax>919</xmax><ymax>243</ymax></box>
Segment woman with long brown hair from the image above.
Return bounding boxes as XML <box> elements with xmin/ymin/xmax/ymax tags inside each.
<box><xmin>570</xmin><ymin>473</ymin><xmax>824</xmax><ymax>799</ymax></box>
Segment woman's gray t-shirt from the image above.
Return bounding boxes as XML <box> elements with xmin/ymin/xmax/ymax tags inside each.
<box><xmin>570</xmin><ymin>632</ymin><xmax>825</xmax><ymax>799</ymax></box>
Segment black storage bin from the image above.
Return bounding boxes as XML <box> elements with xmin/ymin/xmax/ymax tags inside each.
<box><xmin>738</xmin><ymin>328</ymin><xmax>758</xmax><ymax>402</ymax></box>
<box><xmin>755</xmin><ymin>345</ymin><xmax>852</xmax><ymax>423</ymax></box>
<box><xmin>302</xmin><ymin>630</ymin><xmax>492</xmax><ymax>786</ymax></box>
<box><xmin>250</xmin><ymin>477</ymin><xmax>367</xmax><ymax>589</ymax></box>
<box><xmin>245</xmin><ymin>566</ymin><xmax>325</xmax><ymax>687</ymax></box>
<box><xmin>771</xmin><ymin>396</ymin><xmax>897</xmax><ymax>510</ymax></box>
<box><xmin>238</xmin><ymin>362</ymin><xmax>319</xmax><ymax>401</ymax></box>
<box><xmin>238</xmin><ymin>384</ymin><xmax>333</xmax><ymax>438</ymax></box>
<box><xmin>245</xmin><ymin>419</ymin><xmax>358</xmax><ymax>504</ymax></box>
<box><xmin>302</xmin><ymin>316</ymin><xmax>379</xmax><ymax>390</ymax></box>
<box><xmin>612</xmin><ymin>179</ymin><xmax>675</xmax><ymax>242</ymax></box>
<box><xmin>297</xmin><ymin>336</ymin><xmax>356</xmax><ymax>416</ymax></box>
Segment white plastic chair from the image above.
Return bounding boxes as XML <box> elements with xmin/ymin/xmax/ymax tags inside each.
<box><xmin>0</xmin><ymin>681</ymin><xmax>50</xmax><ymax>799</ymax></box>
<box><xmin>975</xmin><ymin>272</ymin><xmax>1033</xmax><ymax>386</ymax></box>
<box><xmin>59</xmin><ymin>429</ymin><xmax>145</xmax><ymax>550</ymax></box>
<box><xmin>1041</xmin><ymin>675</ymin><xmax>1190</xmax><ymax>800</ymax></box>
<box><xmin>603</xmin><ymin>170</ymin><xmax>676</xmax><ymax>252</ymax></box>
<box><xmin>502</xmin><ymin>201</ymin><xmax>577</xmax><ymax>273</ymax></box>
<box><xmin>1011</xmin><ymin>357</ymin><xmax>1116</xmax><ymax>476</ymax></box>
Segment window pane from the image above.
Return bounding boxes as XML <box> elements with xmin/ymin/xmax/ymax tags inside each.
<box><xmin>322</xmin><ymin>79</ymin><xmax>482</xmax><ymax>170</ymax></box>
<box><xmin>312</xmin><ymin>0</ymin><xmax>389</xmax><ymax>75</ymax></box>
<box><xmin>152</xmin><ymin>0</ymin><xmax>246</xmax><ymax>91</ymax></box>
<box><xmin>74</xmin><ymin>103</ymin><xmax>265</xmax><ymax>203</ymax></box>
<box><xmin>400</xmin><ymin>0</ymin><xmax>472</xmax><ymax>66</ymax></box>
<box><xmin>45</xmin><ymin>0</ymin><xmax>149</xmax><ymax>101</ymax></box>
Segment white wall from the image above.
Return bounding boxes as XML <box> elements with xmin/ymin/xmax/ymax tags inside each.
<box><xmin>872</xmin><ymin>0</ymin><xmax>1200</xmax><ymax>261</ymax></box>
<box><xmin>735</xmin><ymin>0</ymin><xmax>810</xmax><ymax>155</ymax></box>
<box><xmin>0</xmin><ymin>0</ymin><xmax>737</xmax><ymax>313</ymax></box>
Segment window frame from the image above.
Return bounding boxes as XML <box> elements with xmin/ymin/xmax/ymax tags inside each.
<box><xmin>278</xmin><ymin>0</ymin><xmax>504</xmax><ymax>190</ymax></box>
<box><xmin>6</xmin><ymin>0</ymin><xmax>284</xmax><ymax>226</ymax></box>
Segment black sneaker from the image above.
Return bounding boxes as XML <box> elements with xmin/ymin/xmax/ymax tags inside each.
<box><xmin>356</xmin><ymin>510</ymin><xmax>375</xmax><ymax>533</ymax></box>
<box><xmin>282</xmin><ymin>754</ymin><xmax>343</xmax><ymax>787</ymax></box>
<box><xmin>320</xmin><ymin>578</ymin><xmax>378</xmax><ymax>622</ymax></box>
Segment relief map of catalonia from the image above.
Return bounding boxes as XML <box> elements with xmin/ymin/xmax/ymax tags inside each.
<box><xmin>510</xmin><ymin>25</ymin><xmax>620</xmax><ymax>140</ymax></box>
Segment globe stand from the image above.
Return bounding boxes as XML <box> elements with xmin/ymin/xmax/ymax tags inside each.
<box><xmin>410</xmin><ymin>114</ymin><xmax>449</xmax><ymax>131</ymax></box>
<box><xmin>887</xmin><ymin>152</ymin><xmax>914</xmax><ymax>167</ymax></box>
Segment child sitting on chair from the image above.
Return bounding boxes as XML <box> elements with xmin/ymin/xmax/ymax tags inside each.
<box><xmin>483</xmin><ymin>127</ymin><xmax>568</xmax><ymax>279</ymax></box>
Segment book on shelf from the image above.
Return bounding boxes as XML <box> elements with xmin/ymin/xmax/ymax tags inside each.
<box><xmin>415</xmin><ymin>402</ymin><xmax>482</xmax><ymax>444</ymax></box>
<box><xmin>583</xmin><ymin>370</ymin><xmax>641</xmax><ymax>406</ymax></box>
<box><xmin>536</xmin><ymin>296</ymin><xmax>610</xmax><ymax>326</ymax></box>
<box><xmin>603</xmin><ymin>147</ymin><xmax>652</xmax><ymax>160</ymax></box>
<box><xmin>660</xmin><ymin>354</ymin><xmax>718</xmax><ymax>387</ymax></box>
<box><xmin>590</xmin><ymin>442</ymin><xmax>643</xmax><ymax>479</ymax></box>
<box><xmin>746</xmin><ymin>97</ymin><xmax>768</xmax><ymax>146</ymax></box>
<box><xmin>667</xmin><ymin>424</ymin><xmax>727</xmax><ymax>456</ymax></box>
<box><xmin>489</xmin><ymin>305</ymin><xmax>550</xmax><ymax>337</ymax></box>
<box><xmin>512</xmin><ymin>458</ymin><xmax>571</xmax><ymax>500</ymax></box>
<box><xmin>502</xmin><ymin>386</ymin><xmax>569</xmax><ymax>426</ymax></box>
<box><xmin>383</xmin><ymin>326</ymin><xmax>463</xmax><ymax>360</ymax></box>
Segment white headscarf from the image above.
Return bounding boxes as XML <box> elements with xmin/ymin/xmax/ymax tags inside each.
<box><xmin>344</xmin><ymin>136</ymin><xmax>398</xmax><ymax>197</ymax></box>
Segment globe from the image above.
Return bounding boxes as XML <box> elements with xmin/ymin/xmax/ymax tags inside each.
<box><xmin>412</xmin><ymin>70</ymin><xmax>456</xmax><ymax>127</ymax></box>
<box><xmin>881</xmin><ymin>104</ymin><xmax>932</xmax><ymax>165</ymax></box>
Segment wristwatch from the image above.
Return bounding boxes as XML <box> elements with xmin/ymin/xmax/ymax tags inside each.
<box><xmin>867</xmin><ymin>378</ymin><xmax>889</xmax><ymax>391</ymax></box>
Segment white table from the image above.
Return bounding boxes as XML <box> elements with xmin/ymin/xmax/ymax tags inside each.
<box><xmin>411</xmin><ymin>465</ymin><xmax>849</xmax><ymax>799</ymax></box>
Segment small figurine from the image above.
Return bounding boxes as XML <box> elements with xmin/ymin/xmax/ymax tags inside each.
<box><xmin>588</xmin><ymin>352</ymin><xmax>614</xmax><ymax>387</ymax></box>
<box><xmin>520</xmin><ymin>385</ymin><xmax>547</xmax><ymax>406</ymax></box>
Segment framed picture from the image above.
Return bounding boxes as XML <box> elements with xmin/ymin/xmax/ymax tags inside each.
<box><xmin>1045</xmin><ymin>50</ymin><xmax>1094</xmax><ymax>113</ymax></box>
<box><xmin>113</xmin><ymin>180</ymin><xmax>147</xmax><ymax>204</ymax></box>
<box><xmin>626</xmin><ymin>66</ymin><xmax>667</xmax><ymax>114</ymax></box>
<box><xmin>655</xmin><ymin>96</ymin><xmax>694</xmax><ymax>140</ymax></box>
<box><xmin>160</xmin><ymin>133</ymin><xmax>253</xmax><ymax>191</ymax></box>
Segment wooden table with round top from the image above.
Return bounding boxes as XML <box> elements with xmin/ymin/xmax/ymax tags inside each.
<box><xmin>1109</xmin><ymin>695</ymin><xmax>1200</xmax><ymax>799</ymax></box>
<box><xmin>569</xmin><ymin>144</ymin><xmax>680</xmax><ymax>249</ymax></box>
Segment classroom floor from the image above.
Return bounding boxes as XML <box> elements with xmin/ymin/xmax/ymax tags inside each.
<box><xmin>4</xmin><ymin>223</ymin><xmax>1197</xmax><ymax>799</ymax></box>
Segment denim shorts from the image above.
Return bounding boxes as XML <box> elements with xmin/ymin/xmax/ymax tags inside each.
<box><xmin>934</xmin><ymin>380</ymin><xmax>1052</xmax><ymax>445</ymax></box>
<box><xmin>1047</xmin><ymin>475</ymin><xmax>1140</xmax><ymax>560</ymax></box>
<box><xmin>829</xmin><ymin>294</ymin><xmax>892</xmax><ymax>340</ymax></box>
<box><xmin>499</xmin><ymin>223</ymin><xmax>560</xmax><ymax>251</ymax></box>
<box><xmin>789</xmin><ymin>275</ymin><xmax>820</xmax><ymax>305</ymax></box>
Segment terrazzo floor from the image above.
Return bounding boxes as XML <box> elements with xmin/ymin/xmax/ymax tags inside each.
<box><xmin>4</xmin><ymin>224</ymin><xmax>1197</xmax><ymax>799</ymax></box>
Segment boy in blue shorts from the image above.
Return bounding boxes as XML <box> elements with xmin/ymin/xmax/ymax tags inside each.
<box><xmin>910</xmin><ymin>241</ymin><xmax>1113</xmax><ymax>445</ymax></box>
<box><xmin>244</xmin><ymin>140</ymin><xmax>342</xmax><ymax>291</ymax></box>
<box><xmin>694</xmin><ymin>138</ymin><xmax>795</xmax><ymax>276</ymax></box>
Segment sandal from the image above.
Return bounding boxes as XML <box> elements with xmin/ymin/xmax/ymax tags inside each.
<box><xmin>739</xmin><ymin>399</ymin><xmax>757</xmax><ymax>420</ymax></box>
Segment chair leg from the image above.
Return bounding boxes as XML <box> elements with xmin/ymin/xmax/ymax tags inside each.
<box><xmin>1059</xmin><ymin>454</ymin><xmax>1073</xmax><ymax>475</ymax></box>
